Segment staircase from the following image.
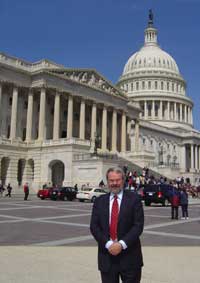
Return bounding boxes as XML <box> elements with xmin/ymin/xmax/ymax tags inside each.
<box><xmin>116</xmin><ymin>156</ymin><xmax>164</xmax><ymax>179</ymax></box>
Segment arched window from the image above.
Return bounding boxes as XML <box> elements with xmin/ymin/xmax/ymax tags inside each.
<box><xmin>140</xmin><ymin>103</ymin><xmax>144</xmax><ymax>116</ymax></box>
<box><xmin>148</xmin><ymin>103</ymin><xmax>151</xmax><ymax>117</ymax></box>
<box><xmin>161</xmin><ymin>81</ymin><xmax>164</xmax><ymax>90</ymax></box>
<box><xmin>148</xmin><ymin>81</ymin><xmax>151</xmax><ymax>89</ymax></box>
<box><xmin>142</xmin><ymin>81</ymin><xmax>145</xmax><ymax>89</ymax></box>
<box><xmin>155</xmin><ymin>103</ymin><xmax>159</xmax><ymax>117</ymax></box>
<box><xmin>136</xmin><ymin>82</ymin><xmax>139</xmax><ymax>90</ymax></box>
<box><xmin>167</xmin><ymin>82</ymin><xmax>169</xmax><ymax>91</ymax></box>
<box><xmin>131</xmin><ymin>83</ymin><xmax>133</xmax><ymax>91</ymax></box>
<box><xmin>155</xmin><ymin>81</ymin><xmax>158</xmax><ymax>89</ymax></box>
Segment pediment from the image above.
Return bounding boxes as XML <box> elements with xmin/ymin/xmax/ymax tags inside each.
<box><xmin>49</xmin><ymin>68</ymin><xmax>125</xmax><ymax>97</ymax></box>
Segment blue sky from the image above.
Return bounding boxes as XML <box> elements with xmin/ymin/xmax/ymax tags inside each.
<box><xmin>1</xmin><ymin>0</ymin><xmax>200</xmax><ymax>129</ymax></box>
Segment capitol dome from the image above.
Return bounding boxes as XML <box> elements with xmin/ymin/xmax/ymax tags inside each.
<box><xmin>123</xmin><ymin>44</ymin><xmax>180</xmax><ymax>76</ymax></box>
<box><xmin>117</xmin><ymin>11</ymin><xmax>193</xmax><ymax>130</ymax></box>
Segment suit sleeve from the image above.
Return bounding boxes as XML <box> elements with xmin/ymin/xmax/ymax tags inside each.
<box><xmin>121</xmin><ymin>194</ymin><xmax>144</xmax><ymax>247</ymax></box>
<box><xmin>90</xmin><ymin>198</ymin><xmax>108</xmax><ymax>247</ymax></box>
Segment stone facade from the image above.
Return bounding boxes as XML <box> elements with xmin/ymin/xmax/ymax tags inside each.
<box><xmin>0</xmin><ymin>53</ymin><xmax>141</xmax><ymax>191</ymax></box>
<box><xmin>0</xmin><ymin>15</ymin><xmax>200</xmax><ymax>191</ymax></box>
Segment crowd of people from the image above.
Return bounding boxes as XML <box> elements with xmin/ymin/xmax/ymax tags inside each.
<box><xmin>122</xmin><ymin>165</ymin><xmax>200</xmax><ymax>219</ymax></box>
<box><xmin>122</xmin><ymin>165</ymin><xmax>200</xmax><ymax>198</ymax></box>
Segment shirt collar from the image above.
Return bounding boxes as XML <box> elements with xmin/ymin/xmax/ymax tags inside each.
<box><xmin>110</xmin><ymin>189</ymin><xmax>123</xmax><ymax>201</ymax></box>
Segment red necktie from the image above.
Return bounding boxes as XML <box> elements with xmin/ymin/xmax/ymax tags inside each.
<box><xmin>110</xmin><ymin>195</ymin><xmax>119</xmax><ymax>241</ymax></box>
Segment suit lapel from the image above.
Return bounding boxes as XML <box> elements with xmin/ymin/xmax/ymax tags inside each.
<box><xmin>104</xmin><ymin>193</ymin><xmax>110</xmax><ymax>233</ymax></box>
<box><xmin>118</xmin><ymin>190</ymin><xmax>127</xmax><ymax>224</ymax></box>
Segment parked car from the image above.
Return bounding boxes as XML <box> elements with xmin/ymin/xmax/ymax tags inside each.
<box><xmin>124</xmin><ymin>186</ymin><xmax>144</xmax><ymax>201</ymax></box>
<box><xmin>37</xmin><ymin>187</ymin><xmax>53</xmax><ymax>200</ymax></box>
<box><xmin>76</xmin><ymin>187</ymin><xmax>107</xmax><ymax>202</ymax></box>
<box><xmin>51</xmin><ymin>187</ymin><xmax>77</xmax><ymax>201</ymax></box>
<box><xmin>143</xmin><ymin>184</ymin><xmax>175</xmax><ymax>206</ymax></box>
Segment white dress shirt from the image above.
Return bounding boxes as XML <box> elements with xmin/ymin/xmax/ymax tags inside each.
<box><xmin>105</xmin><ymin>189</ymin><xmax>127</xmax><ymax>250</ymax></box>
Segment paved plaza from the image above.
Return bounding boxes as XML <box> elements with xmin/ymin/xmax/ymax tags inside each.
<box><xmin>0</xmin><ymin>195</ymin><xmax>199</xmax><ymax>282</ymax></box>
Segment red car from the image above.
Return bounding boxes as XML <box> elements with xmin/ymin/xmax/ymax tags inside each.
<box><xmin>37</xmin><ymin>187</ymin><xmax>53</xmax><ymax>200</ymax></box>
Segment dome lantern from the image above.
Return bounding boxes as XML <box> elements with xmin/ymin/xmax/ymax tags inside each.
<box><xmin>145</xmin><ymin>9</ymin><xmax>158</xmax><ymax>46</ymax></box>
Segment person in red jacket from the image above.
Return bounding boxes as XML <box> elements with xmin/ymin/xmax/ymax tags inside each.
<box><xmin>170</xmin><ymin>187</ymin><xmax>180</xmax><ymax>220</ymax></box>
<box><xmin>24</xmin><ymin>183</ymin><xmax>29</xmax><ymax>201</ymax></box>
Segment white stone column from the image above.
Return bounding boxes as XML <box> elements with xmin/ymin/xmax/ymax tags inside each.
<box><xmin>25</xmin><ymin>89</ymin><xmax>34</xmax><ymax>141</ymax></box>
<box><xmin>144</xmin><ymin>101</ymin><xmax>147</xmax><ymax>119</ymax></box>
<box><xmin>152</xmin><ymin>100</ymin><xmax>155</xmax><ymax>119</ymax></box>
<box><xmin>127</xmin><ymin>118</ymin><xmax>131</xmax><ymax>151</ymax></box>
<box><xmin>0</xmin><ymin>83</ymin><xmax>2</xmax><ymax>135</ymax></box>
<box><xmin>38</xmin><ymin>88</ymin><xmax>46</xmax><ymax>140</ymax></box>
<box><xmin>198</xmin><ymin>146</ymin><xmax>200</xmax><ymax>170</ymax></box>
<box><xmin>174</xmin><ymin>102</ymin><xmax>177</xmax><ymax>121</ymax></box>
<box><xmin>91</xmin><ymin>103</ymin><xmax>97</xmax><ymax>141</ymax></box>
<box><xmin>53</xmin><ymin>92</ymin><xmax>60</xmax><ymax>140</ymax></box>
<box><xmin>159</xmin><ymin>101</ymin><xmax>163</xmax><ymax>120</ymax></box>
<box><xmin>180</xmin><ymin>104</ymin><xmax>182</xmax><ymax>122</ymax></box>
<box><xmin>191</xmin><ymin>144</ymin><xmax>194</xmax><ymax>170</ymax></box>
<box><xmin>167</xmin><ymin>101</ymin><xmax>170</xmax><ymax>120</ymax></box>
<box><xmin>191</xmin><ymin>108</ymin><xmax>193</xmax><ymax>125</ymax></box>
<box><xmin>180</xmin><ymin>145</ymin><xmax>186</xmax><ymax>172</ymax></box>
<box><xmin>170</xmin><ymin>103</ymin><xmax>173</xmax><ymax>120</ymax></box>
<box><xmin>134</xmin><ymin>119</ymin><xmax>140</xmax><ymax>152</ymax></box>
<box><xmin>188</xmin><ymin>107</ymin><xmax>191</xmax><ymax>124</ymax></box>
<box><xmin>101</xmin><ymin>106</ymin><xmax>107</xmax><ymax>151</ymax></box>
<box><xmin>79</xmin><ymin>98</ymin><xmax>85</xmax><ymax>140</ymax></box>
<box><xmin>111</xmin><ymin>109</ymin><xmax>117</xmax><ymax>152</ymax></box>
<box><xmin>184</xmin><ymin>105</ymin><xmax>187</xmax><ymax>123</ymax></box>
<box><xmin>67</xmin><ymin>95</ymin><xmax>73</xmax><ymax>139</ymax></box>
<box><xmin>121</xmin><ymin>112</ymin><xmax>126</xmax><ymax>152</ymax></box>
<box><xmin>10</xmin><ymin>86</ymin><xmax>18</xmax><ymax>139</ymax></box>
<box><xmin>195</xmin><ymin>145</ymin><xmax>198</xmax><ymax>170</ymax></box>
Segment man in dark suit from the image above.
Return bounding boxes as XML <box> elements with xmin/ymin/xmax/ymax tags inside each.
<box><xmin>90</xmin><ymin>166</ymin><xmax>144</xmax><ymax>283</ymax></box>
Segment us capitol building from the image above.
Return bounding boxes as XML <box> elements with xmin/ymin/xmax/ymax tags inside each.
<box><xmin>0</xmin><ymin>12</ymin><xmax>200</xmax><ymax>191</ymax></box>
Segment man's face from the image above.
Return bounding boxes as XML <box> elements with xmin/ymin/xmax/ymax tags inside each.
<box><xmin>107</xmin><ymin>171</ymin><xmax>124</xmax><ymax>194</ymax></box>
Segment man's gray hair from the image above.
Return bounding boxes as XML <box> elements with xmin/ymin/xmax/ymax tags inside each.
<box><xmin>106</xmin><ymin>166</ymin><xmax>125</xmax><ymax>180</ymax></box>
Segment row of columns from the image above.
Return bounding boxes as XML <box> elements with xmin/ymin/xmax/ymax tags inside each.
<box><xmin>143</xmin><ymin>100</ymin><xmax>193</xmax><ymax>124</ymax></box>
<box><xmin>6</xmin><ymin>86</ymin><xmax>129</xmax><ymax>153</ymax></box>
<box><xmin>189</xmin><ymin>144</ymin><xmax>200</xmax><ymax>171</ymax></box>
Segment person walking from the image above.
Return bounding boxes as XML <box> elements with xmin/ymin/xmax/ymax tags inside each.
<box><xmin>0</xmin><ymin>183</ymin><xmax>5</xmax><ymax>197</ymax></box>
<box><xmin>5</xmin><ymin>184</ymin><xmax>12</xmax><ymax>197</ymax></box>
<box><xmin>90</xmin><ymin>166</ymin><xmax>144</xmax><ymax>283</ymax></box>
<box><xmin>24</xmin><ymin>183</ymin><xmax>29</xmax><ymax>200</ymax></box>
<box><xmin>180</xmin><ymin>188</ymin><xmax>189</xmax><ymax>219</ymax></box>
<box><xmin>170</xmin><ymin>187</ymin><xmax>180</xmax><ymax>220</ymax></box>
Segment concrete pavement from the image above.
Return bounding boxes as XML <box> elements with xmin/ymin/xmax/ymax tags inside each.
<box><xmin>0</xmin><ymin>195</ymin><xmax>199</xmax><ymax>282</ymax></box>
<box><xmin>0</xmin><ymin>246</ymin><xmax>199</xmax><ymax>283</ymax></box>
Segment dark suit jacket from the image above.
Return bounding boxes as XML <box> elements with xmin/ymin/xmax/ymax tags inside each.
<box><xmin>90</xmin><ymin>190</ymin><xmax>144</xmax><ymax>272</ymax></box>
